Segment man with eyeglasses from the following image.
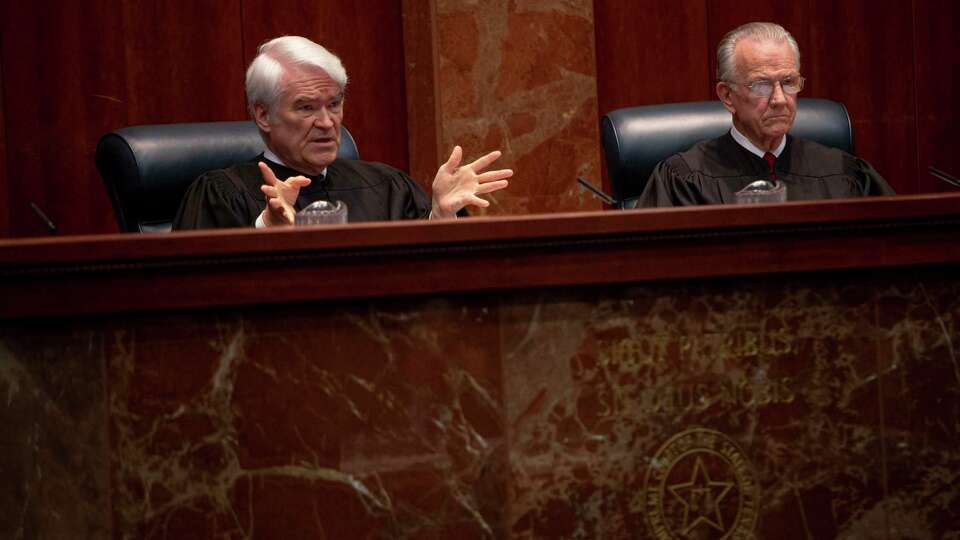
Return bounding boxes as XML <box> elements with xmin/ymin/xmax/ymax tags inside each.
<box><xmin>174</xmin><ymin>36</ymin><xmax>512</xmax><ymax>229</ymax></box>
<box><xmin>636</xmin><ymin>22</ymin><xmax>893</xmax><ymax>207</ymax></box>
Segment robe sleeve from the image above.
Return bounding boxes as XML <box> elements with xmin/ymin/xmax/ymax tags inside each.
<box><xmin>390</xmin><ymin>170</ymin><xmax>432</xmax><ymax>220</ymax></box>
<box><xmin>853</xmin><ymin>156</ymin><xmax>896</xmax><ymax>196</ymax></box>
<box><xmin>323</xmin><ymin>160</ymin><xmax>433</xmax><ymax>222</ymax></box>
<box><xmin>172</xmin><ymin>170</ymin><xmax>261</xmax><ymax>230</ymax></box>
<box><xmin>634</xmin><ymin>158</ymin><xmax>709</xmax><ymax>208</ymax></box>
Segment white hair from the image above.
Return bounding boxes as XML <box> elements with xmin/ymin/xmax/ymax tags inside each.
<box><xmin>717</xmin><ymin>22</ymin><xmax>800</xmax><ymax>82</ymax></box>
<box><xmin>245</xmin><ymin>36</ymin><xmax>348</xmax><ymax>115</ymax></box>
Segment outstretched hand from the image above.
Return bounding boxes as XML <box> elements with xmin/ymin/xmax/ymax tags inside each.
<box><xmin>431</xmin><ymin>146</ymin><xmax>512</xmax><ymax>219</ymax></box>
<box><xmin>258</xmin><ymin>162</ymin><xmax>311</xmax><ymax>227</ymax></box>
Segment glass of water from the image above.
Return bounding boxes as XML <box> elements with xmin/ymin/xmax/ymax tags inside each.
<box><xmin>734</xmin><ymin>180</ymin><xmax>787</xmax><ymax>204</ymax></box>
<box><xmin>295</xmin><ymin>200</ymin><xmax>348</xmax><ymax>225</ymax></box>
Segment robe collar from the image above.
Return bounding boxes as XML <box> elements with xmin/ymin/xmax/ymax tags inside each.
<box><xmin>262</xmin><ymin>148</ymin><xmax>328</xmax><ymax>180</ymax></box>
<box><xmin>730</xmin><ymin>125</ymin><xmax>786</xmax><ymax>159</ymax></box>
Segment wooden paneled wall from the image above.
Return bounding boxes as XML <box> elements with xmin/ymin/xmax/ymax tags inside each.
<box><xmin>1</xmin><ymin>1</ymin><xmax>956</xmax><ymax>238</ymax></box>
<box><xmin>914</xmin><ymin>0</ymin><xmax>960</xmax><ymax>194</ymax></box>
<box><xmin>0</xmin><ymin>48</ymin><xmax>7</xmax><ymax>238</ymax></box>
<box><xmin>595</xmin><ymin>0</ymin><xmax>960</xmax><ymax>197</ymax></box>
<box><xmin>0</xmin><ymin>1</ymin><xmax>407</xmax><ymax>238</ymax></box>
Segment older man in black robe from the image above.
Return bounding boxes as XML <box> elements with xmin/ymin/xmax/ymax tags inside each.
<box><xmin>174</xmin><ymin>36</ymin><xmax>512</xmax><ymax>229</ymax></box>
<box><xmin>636</xmin><ymin>22</ymin><xmax>893</xmax><ymax>208</ymax></box>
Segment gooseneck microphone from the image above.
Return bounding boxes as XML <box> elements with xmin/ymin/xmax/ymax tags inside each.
<box><xmin>576</xmin><ymin>177</ymin><xmax>619</xmax><ymax>206</ymax></box>
<box><xmin>29</xmin><ymin>202</ymin><xmax>57</xmax><ymax>235</ymax></box>
<box><xmin>928</xmin><ymin>166</ymin><xmax>960</xmax><ymax>189</ymax></box>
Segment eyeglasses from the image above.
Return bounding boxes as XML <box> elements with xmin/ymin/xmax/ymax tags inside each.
<box><xmin>731</xmin><ymin>76</ymin><xmax>805</xmax><ymax>97</ymax></box>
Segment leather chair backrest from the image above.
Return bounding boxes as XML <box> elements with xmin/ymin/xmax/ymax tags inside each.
<box><xmin>600</xmin><ymin>98</ymin><xmax>853</xmax><ymax>205</ymax></box>
<box><xmin>96</xmin><ymin>121</ymin><xmax>359</xmax><ymax>232</ymax></box>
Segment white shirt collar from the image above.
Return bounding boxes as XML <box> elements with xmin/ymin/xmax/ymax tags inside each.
<box><xmin>730</xmin><ymin>125</ymin><xmax>786</xmax><ymax>158</ymax></box>
<box><xmin>262</xmin><ymin>148</ymin><xmax>327</xmax><ymax>177</ymax></box>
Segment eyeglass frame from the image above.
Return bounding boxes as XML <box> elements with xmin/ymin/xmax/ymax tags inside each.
<box><xmin>724</xmin><ymin>76</ymin><xmax>806</xmax><ymax>98</ymax></box>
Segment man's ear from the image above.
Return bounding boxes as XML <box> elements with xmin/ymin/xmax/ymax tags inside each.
<box><xmin>716</xmin><ymin>82</ymin><xmax>736</xmax><ymax>114</ymax></box>
<box><xmin>253</xmin><ymin>103</ymin><xmax>271</xmax><ymax>132</ymax></box>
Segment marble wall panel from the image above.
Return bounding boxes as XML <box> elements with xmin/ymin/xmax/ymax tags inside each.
<box><xmin>0</xmin><ymin>322</ymin><xmax>111</xmax><ymax>540</ymax></box>
<box><xmin>499</xmin><ymin>272</ymin><xmax>959</xmax><ymax>539</ymax></box>
<box><xmin>873</xmin><ymin>278</ymin><xmax>960</xmax><ymax>538</ymax></box>
<box><xmin>419</xmin><ymin>0</ymin><xmax>603</xmax><ymax>216</ymax></box>
<box><xmin>2</xmin><ymin>268</ymin><xmax>958</xmax><ymax>538</ymax></box>
<box><xmin>105</xmin><ymin>298</ymin><xmax>506</xmax><ymax>538</ymax></box>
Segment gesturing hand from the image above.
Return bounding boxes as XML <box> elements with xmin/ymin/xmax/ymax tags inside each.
<box><xmin>258</xmin><ymin>161</ymin><xmax>311</xmax><ymax>227</ymax></box>
<box><xmin>431</xmin><ymin>146</ymin><xmax>512</xmax><ymax>219</ymax></box>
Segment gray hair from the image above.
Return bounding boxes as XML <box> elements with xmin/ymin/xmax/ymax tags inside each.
<box><xmin>245</xmin><ymin>36</ymin><xmax>348</xmax><ymax>115</ymax></box>
<box><xmin>716</xmin><ymin>22</ymin><xmax>800</xmax><ymax>82</ymax></box>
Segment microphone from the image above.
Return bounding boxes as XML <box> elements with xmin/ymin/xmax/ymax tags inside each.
<box><xmin>928</xmin><ymin>166</ymin><xmax>960</xmax><ymax>189</ymax></box>
<box><xmin>576</xmin><ymin>177</ymin><xmax>619</xmax><ymax>206</ymax></box>
<box><xmin>29</xmin><ymin>202</ymin><xmax>57</xmax><ymax>235</ymax></box>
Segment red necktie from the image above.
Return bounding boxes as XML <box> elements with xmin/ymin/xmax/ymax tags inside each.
<box><xmin>763</xmin><ymin>152</ymin><xmax>777</xmax><ymax>180</ymax></box>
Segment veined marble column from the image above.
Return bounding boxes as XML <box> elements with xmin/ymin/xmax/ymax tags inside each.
<box><xmin>403</xmin><ymin>0</ymin><xmax>603</xmax><ymax>215</ymax></box>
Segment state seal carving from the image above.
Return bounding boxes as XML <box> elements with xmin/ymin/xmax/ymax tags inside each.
<box><xmin>641</xmin><ymin>428</ymin><xmax>758</xmax><ymax>539</ymax></box>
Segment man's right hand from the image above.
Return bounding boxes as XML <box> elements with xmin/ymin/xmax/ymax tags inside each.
<box><xmin>257</xmin><ymin>161</ymin><xmax>311</xmax><ymax>227</ymax></box>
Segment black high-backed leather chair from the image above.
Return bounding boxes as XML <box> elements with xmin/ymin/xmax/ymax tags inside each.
<box><xmin>600</xmin><ymin>98</ymin><xmax>853</xmax><ymax>207</ymax></box>
<box><xmin>96</xmin><ymin>122</ymin><xmax>359</xmax><ymax>232</ymax></box>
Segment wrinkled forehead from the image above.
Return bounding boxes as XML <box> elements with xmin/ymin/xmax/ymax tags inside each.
<box><xmin>278</xmin><ymin>63</ymin><xmax>344</xmax><ymax>99</ymax></box>
<box><xmin>734</xmin><ymin>38</ymin><xmax>799</xmax><ymax>78</ymax></box>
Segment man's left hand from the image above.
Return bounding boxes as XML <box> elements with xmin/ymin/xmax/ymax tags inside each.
<box><xmin>431</xmin><ymin>146</ymin><xmax>512</xmax><ymax>219</ymax></box>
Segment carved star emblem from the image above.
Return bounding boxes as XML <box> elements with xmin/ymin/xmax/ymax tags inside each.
<box><xmin>668</xmin><ymin>455</ymin><xmax>734</xmax><ymax>535</ymax></box>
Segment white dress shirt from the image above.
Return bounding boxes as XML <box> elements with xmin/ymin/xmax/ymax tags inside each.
<box><xmin>730</xmin><ymin>125</ymin><xmax>786</xmax><ymax>159</ymax></box>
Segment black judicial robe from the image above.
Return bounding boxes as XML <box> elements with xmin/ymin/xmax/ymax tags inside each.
<box><xmin>635</xmin><ymin>133</ymin><xmax>895</xmax><ymax>208</ymax></box>
<box><xmin>172</xmin><ymin>155</ymin><xmax>431</xmax><ymax>230</ymax></box>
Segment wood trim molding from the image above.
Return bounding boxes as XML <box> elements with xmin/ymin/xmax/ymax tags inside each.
<box><xmin>401</xmin><ymin>0</ymin><xmax>442</xmax><ymax>189</ymax></box>
<box><xmin>2</xmin><ymin>194</ymin><xmax>958</xmax><ymax>319</ymax></box>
